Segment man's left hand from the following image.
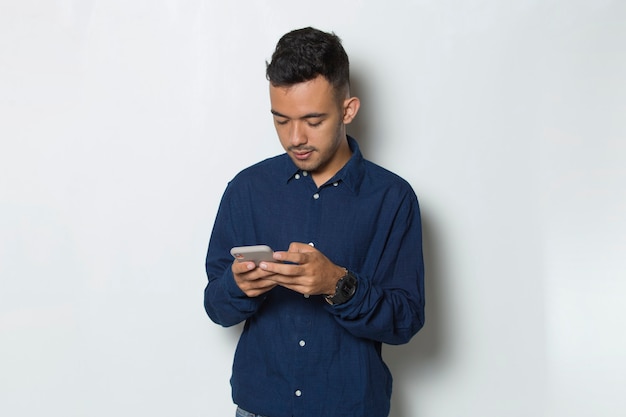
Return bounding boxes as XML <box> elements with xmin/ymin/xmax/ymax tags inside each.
<box><xmin>259</xmin><ymin>242</ymin><xmax>345</xmax><ymax>296</ymax></box>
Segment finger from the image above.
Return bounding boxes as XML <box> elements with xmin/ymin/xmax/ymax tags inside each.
<box><xmin>232</xmin><ymin>261</ymin><xmax>257</xmax><ymax>274</ymax></box>
<box><xmin>259</xmin><ymin>260</ymin><xmax>304</xmax><ymax>277</ymax></box>
<box><xmin>288</xmin><ymin>242</ymin><xmax>316</xmax><ymax>253</ymax></box>
<box><xmin>240</xmin><ymin>279</ymin><xmax>277</xmax><ymax>297</ymax></box>
<box><xmin>272</xmin><ymin>249</ymin><xmax>311</xmax><ymax>265</ymax></box>
<box><xmin>234</xmin><ymin>265</ymin><xmax>278</xmax><ymax>285</ymax></box>
<box><xmin>243</xmin><ymin>269</ymin><xmax>278</xmax><ymax>282</ymax></box>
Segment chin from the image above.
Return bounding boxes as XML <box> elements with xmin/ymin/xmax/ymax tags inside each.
<box><xmin>291</xmin><ymin>158</ymin><xmax>318</xmax><ymax>173</ymax></box>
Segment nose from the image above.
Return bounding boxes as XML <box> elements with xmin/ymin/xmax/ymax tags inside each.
<box><xmin>289</xmin><ymin>121</ymin><xmax>307</xmax><ymax>147</ymax></box>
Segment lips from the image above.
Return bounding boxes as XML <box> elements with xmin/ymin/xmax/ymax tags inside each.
<box><xmin>293</xmin><ymin>151</ymin><xmax>312</xmax><ymax>160</ymax></box>
<box><xmin>290</xmin><ymin>147</ymin><xmax>315</xmax><ymax>160</ymax></box>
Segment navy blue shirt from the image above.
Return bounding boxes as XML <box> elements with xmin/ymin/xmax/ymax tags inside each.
<box><xmin>205</xmin><ymin>137</ymin><xmax>425</xmax><ymax>417</ymax></box>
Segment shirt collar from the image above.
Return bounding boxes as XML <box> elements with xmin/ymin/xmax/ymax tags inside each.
<box><xmin>278</xmin><ymin>136</ymin><xmax>365</xmax><ymax>194</ymax></box>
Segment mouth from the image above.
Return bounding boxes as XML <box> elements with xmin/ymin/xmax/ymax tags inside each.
<box><xmin>293</xmin><ymin>151</ymin><xmax>312</xmax><ymax>160</ymax></box>
<box><xmin>290</xmin><ymin>148</ymin><xmax>315</xmax><ymax>160</ymax></box>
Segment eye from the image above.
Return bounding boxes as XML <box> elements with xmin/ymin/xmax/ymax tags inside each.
<box><xmin>307</xmin><ymin>120</ymin><xmax>323</xmax><ymax>127</ymax></box>
<box><xmin>275</xmin><ymin>119</ymin><xmax>289</xmax><ymax>126</ymax></box>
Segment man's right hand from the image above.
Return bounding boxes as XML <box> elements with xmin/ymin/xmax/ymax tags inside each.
<box><xmin>232</xmin><ymin>261</ymin><xmax>278</xmax><ymax>297</ymax></box>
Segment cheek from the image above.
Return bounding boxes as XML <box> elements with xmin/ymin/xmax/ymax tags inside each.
<box><xmin>276</xmin><ymin>130</ymin><xmax>293</xmax><ymax>151</ymax></box>
<box><xmin>319</xmin><ymin>123</ymin><xmax>343</xmax><ymax>146</ymax></box>
<box><xmin>273</xmin><ymin>125</ymin><xmax>289</xmax><ymax>146</ymax></box>
<box><xmin>277</xmin><ymin>134</ymin><xmax>290</xmax><ymax>150</ymax></box>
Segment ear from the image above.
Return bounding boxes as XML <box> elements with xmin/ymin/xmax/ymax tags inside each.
<box><xmin>342</xmin><ymin>96</ymin><xmax>360</xmax><ymax>124</ymax></box>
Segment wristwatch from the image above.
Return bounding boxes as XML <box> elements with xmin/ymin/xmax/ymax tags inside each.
<box><xmin>325</xmin><ymin>269</ymin><xmax>358</xmax><ymax>305</ymax></box>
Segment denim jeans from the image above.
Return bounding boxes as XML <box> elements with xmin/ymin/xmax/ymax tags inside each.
<box><xmin>236</xmin><ymin>406</ymin><xmax>267</xmax><ymax>417</ymax></box>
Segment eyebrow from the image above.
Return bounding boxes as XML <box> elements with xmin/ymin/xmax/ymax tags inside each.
<box><xmin>271</xmin><ymin>110</ymin><xmax>328</xmax><ymax>120</ymax></box>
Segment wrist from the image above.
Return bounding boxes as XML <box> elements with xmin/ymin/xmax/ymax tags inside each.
<box><xmin>324</xmin><ymin>269</ymin><xmax>358</xmax><ymax>305</ymax></box>
<box><xmin>325</xmin><ymin>267</ymin><xmax>347</xmax><ymax>296</ymax></box>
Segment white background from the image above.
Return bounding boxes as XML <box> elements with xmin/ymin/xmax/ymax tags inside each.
<box><xmin>1</xmin><ymin>1</ymin><xmax>625</xmax><ymax>416</ymax></box>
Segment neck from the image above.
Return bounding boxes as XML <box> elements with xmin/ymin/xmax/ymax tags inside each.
<box><xmin>312</xmin><ymin>137</ymin><xmax>352</xmax><ymax>187</ymax></box>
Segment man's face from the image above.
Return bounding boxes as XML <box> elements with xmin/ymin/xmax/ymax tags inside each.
<box><xmin>269</xmin><ymin>76</ymin><xmax>356</xmax><ymax>185</ymax></box>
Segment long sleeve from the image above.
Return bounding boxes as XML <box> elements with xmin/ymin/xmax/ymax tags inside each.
<box><xmin>203</xmin><ymin>182</ymin><xmax>266</xmax><ymax>327</ymax></box>
<box><xmin>326</xmin><ymin>190</ymin><xmax>425</xmax><ymax>345</ymax></box>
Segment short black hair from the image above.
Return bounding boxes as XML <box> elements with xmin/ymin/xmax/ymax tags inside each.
<box><xmin>266</xmin><ymin>27</ymin><xmax>350</xmax><ymax>97</ymax></box>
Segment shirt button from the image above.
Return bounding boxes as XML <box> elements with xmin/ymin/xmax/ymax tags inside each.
<box><xmin>333</xmin><ymin>182</ymin><xmax>339</xmax><ymax>187</ymax></box>
<box><xmin>303</xmin><ymin>294</ymin><xmax>310</xmax><ymax>298</ymax></box>
<box><xmin>295</xmin><ymin>173</ymin><xmax>301</xmax><ymax>180</ymax></box>
<box><xmin>295</xmin><ymin>390</ymin><xmax>302</xmax><ymax>397</ymax></box>
<box><xmin>299</xmin><ymin>340</ymin><xmax>306</xmax><ymax>347</ymax></box>
<box><xmin>308</xmin><ymin>242</ymin><xmax>314</xmax><ymax>247</ymax></box>
<box><xmin>302</xmin><ymin>171</ymin><xmax>308</xmax><ymax>176</ymax></box>
<box><xmin>313</xmin><ymin>193</ymin><xmax>320</xmax><ymax>200</ymax></box>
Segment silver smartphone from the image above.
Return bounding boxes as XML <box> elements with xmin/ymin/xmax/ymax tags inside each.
<box><xmin>230</xmin><ymin>245</ymin><xmax>275</xmax><ymax>265</ymax></box>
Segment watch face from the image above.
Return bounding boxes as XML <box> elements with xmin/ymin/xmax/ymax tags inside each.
<box><xmin>335</xmin><ymin>272</ymin><xmax>357</xmax><ymax>302</ymax></box>
<box><xmin>340</xmin><ymin>282</ymin><xmax>355</xmax><ymax>297</ymax></box>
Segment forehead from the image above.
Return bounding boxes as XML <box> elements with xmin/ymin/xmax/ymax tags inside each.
<box><xmin>269</xmin><ymin>76</ymin><xmax>339</xmax><ymax>117</ymax></box>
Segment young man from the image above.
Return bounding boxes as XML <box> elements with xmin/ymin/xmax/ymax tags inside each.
<box><xmin>204</xmin><ymin>27</ymin><xmax>425</xmax><ymax>417</ymax></box>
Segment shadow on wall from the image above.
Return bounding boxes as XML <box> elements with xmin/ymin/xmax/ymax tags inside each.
<box><xmin>387</xmin><ymin>213</ymin><xmax>446</xmax><ymax>417</ymax></box>
<box><xmin>346</xmin><ymin>70</ymin><xmax>373</xmax><ymax>155</ymax></box>
<box><xmin>350</xmin><ymin>70</ymin><xmax>447</xmax><ymax>417</ymax></box>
